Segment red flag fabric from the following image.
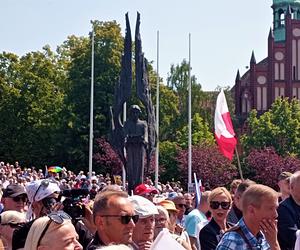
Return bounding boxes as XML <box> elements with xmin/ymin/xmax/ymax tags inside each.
<box><xmin>214</xmin><ymin>90</ymin><xmax>237</xmax><ymax>160</ymax></box>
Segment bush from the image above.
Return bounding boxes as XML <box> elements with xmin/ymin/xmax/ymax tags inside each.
<box><xmin>245</xmin><ymin>147</ymin><xmax>300</xmax><ymax>189</ymax></box>
<box><xmin>177</xmin><ymin>145</ymin><xmax>238</xmax><ymax>189</ymax></box>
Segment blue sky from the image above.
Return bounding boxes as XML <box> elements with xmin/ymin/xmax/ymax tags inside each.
<box><xmin>1</xmin><ymin>0</ymin><xmax>273</xmax><ymax>90</ymax></box>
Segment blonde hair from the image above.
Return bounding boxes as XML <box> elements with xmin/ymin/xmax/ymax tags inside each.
<box><xmin>241</xmin><ymin>184</ymin><xmax>278</xmax><ymax>212</ymax></box>
<box><xmin>155</xmin><ymin>205</ymin><xmax>170</xmax><ymax>221</ymax></box>
<box><xmin>24</xmin><ymin>215</ymin><xmax>73</xmax><ymax>250</ymax></box>
<box><xmin>208</xmin><ymin>187</ymin><xmax>232</xmax><ymax>204</ymax></box>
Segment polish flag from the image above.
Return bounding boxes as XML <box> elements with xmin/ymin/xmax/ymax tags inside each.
<box><xmin>214</xmin><ymin>89</ymin><xmax>237</xmax><ymax>160</ymax></box>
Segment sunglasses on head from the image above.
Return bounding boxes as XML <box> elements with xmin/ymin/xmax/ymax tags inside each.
<box><xmin>101</xmin><ymin>214</ymin><xmax>139</xmax><ymax>224</ymax></box>
<box><xmin>32</xmin><ymin>179</ymin><xmax>50</xmax><ymax>202</ymax></box>
<box><xmin>12</xmin><ymin>196</ymin><xmax>27</xmax><ymax>202</ymax></box>
<box><xmin>210</xmin><ymin>201</ymin><xmax>231</xmax><ymax>210</ymax></box>
<box><xmin>37</xmin><ymin>211</ymin><xmax>71</xmax><ymax>246</ymax></box>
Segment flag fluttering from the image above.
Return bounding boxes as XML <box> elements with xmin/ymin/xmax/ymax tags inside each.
<box><xmin>214</xmin><ymin>89</ymin><xmax>237</xmax><ymax>160</ymax></box>
<box><xmin>194</xmin><ymin>173</ymin><xmax>202</xmax><ymax>208</ymax></box>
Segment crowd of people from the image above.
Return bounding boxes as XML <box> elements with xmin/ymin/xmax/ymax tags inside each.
<box><xmin>0</xmin><ymin>160</ymin><xmax>300</xmax><ymax>250</ymax></box>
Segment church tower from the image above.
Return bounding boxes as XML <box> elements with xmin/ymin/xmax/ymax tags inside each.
<box><xmin>272</xmin><ymin>0</ymin><xmax>300</xmax><ymax>42</ymax></box>
<box><xmin>234</xmin><ymin>0</ymin><xmax>300</xmax><ymax>123</ymax></box>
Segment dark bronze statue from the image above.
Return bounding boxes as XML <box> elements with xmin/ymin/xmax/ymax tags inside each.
<box><xmin>110</xmin><ymin>13</ymin><xmax>156</xmax><ymax>193</ymax></box>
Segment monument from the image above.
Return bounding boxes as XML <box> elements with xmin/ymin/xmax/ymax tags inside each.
<box><xmin>110</xmin><ymin>13</ymin><xmax>156</xmax><ymax>193</ymax></box>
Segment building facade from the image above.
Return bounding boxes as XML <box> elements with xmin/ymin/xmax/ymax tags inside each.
<box><xmin>234</xmin><ymin>0</ymin><xmax>300</xmax><ymax>122</ymax></box>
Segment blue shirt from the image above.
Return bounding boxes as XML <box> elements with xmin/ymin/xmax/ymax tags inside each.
<box><xmin>185</xmin><ymin>209</ymin><xmax>208</xmax><ymax>249</ymax></box>
<box><xmin>216</xmin><ymin>218</ymin><xmax>270</xmax><ymax>250</ymax></box>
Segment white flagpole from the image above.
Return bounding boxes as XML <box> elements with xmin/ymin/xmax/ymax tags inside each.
<box><xmin>188</xmin><ymin>33</ymin><xmax>192</xmax><ymax>186</ymax></box>
<box><xmin>88</xmin><ymin>27</ymin><xmax>95</xmax><ymax>180</ymax></box>
<box><xmin>155</xmin><ymin>30</ymin><xmax>159</xmax><ymax>189</ymax></box>
<box><xmin>122</xmin><ymin>103</ymin><xmax>126</xmax><ymax>189</ymax></box>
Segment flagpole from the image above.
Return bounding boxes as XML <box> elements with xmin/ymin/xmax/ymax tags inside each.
<box><xmin>155</xmin><ymin>30</ymin><xmax>159</xmax><ymax>189</ymax></box>
<box><xmin>88</xmin><ymin>26</ymin><xmax>94</xmax><ymax>180</ymax></box>
<box><xmin>122</xmin><ymin>103</ymin><xmax>126</xmax><ymax>189</ymax></box>
<box><xmin>188</xmin><ymin>33</ymin><xmax>192</xmax><ymax>186</ymax></box>
<box><xmin>235</xmin><ymin>146</ymin><xmax>244</xmax><ymax>180</ymax></box>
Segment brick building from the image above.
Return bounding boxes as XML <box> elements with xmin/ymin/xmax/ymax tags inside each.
<box><xmin>234</xmin><ymin>0</ymin><xmax>300</xmax><ymax>123</ymax></box>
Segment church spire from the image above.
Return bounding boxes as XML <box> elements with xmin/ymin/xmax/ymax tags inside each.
<box><xmin>235</xmin><ymin>70</ymin><xmax>241</xmax><ymax>81</ymax></box>
<box><xmin>268</xmin><ymin>27</ymin><xmax>274</xmax><ymax>39</ymax></box>
<box><xmin>286</xmin><ymin>4</ymin><xmax>292</xmax><ymax>17</ymax></box>
<box><xmin>250</xmin><ymin>51</ymin><xmax>256</xmax><ymax>64</ymax></box>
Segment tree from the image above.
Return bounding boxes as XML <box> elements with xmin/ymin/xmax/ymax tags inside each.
<box><xmin>176</xmin><ymin>113</ymin><xmax>215</xmax><ymax>148</ymax></box>
<box><xmin>167</xmin><ymin>59</ymin><xmax>208</xmax><ymax>133</ymax></box>
<box><xmin>93</xmin><ymin>137</ymin><xmax>122</xmax><ymax>175</ymax></box>
<box><xmin>177</xmin><ymin>145</ymin><xmax>238</xmax><ymax>189</ymax></box>
<box><xmin>241</xmin><ymin>98</ymin><xmax>300</xmax><ymax>157</ymax></box>
<box><xmin>157</xmin><ymin>141</ymin><xmax>180</xmax><ymax>182</ymax></box>
<box><xmin>0</xmin><ymin>48</ymin><xmax>67</xmax><ymax>166</ymax></box>
<box><xmin>58</xmin><ymin>20</ymin><xmax>124</xmax><ymax>170</ymax></box>
<box><xmin>245</xmin><ymin>147</ymin><xmax>300</xmax><ymax>189</ymax></box>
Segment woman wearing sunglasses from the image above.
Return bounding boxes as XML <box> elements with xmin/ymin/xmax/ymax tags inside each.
<box><xmin>199</xmin><ymin>187</ymin><xmax>232</xmax><ymax>250</ymax></box>
<box><xmin>24</xmin><ymin>211</ymin><xmax>82</xmax><ymax>250</ymax></box>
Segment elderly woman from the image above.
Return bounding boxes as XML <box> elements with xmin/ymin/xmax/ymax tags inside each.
<box><xmin>199</xmin><ymin>187</ymin><xmax>233</xmax><ymax>250</ymax></box>
<box><xmin>24</xmin><ymin>210</ymin><xmax>82</xmax><ymax>250</ymax></box>
<box><xmin>158</xmin><ymin>200</ymin><xmax>192</xmax><ymax>250</ymax></box>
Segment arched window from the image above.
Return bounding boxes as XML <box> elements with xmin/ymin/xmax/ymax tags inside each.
<box><xmin>291</xmin><ymin>8</ymin><xmax>295</xmax><ymax>19</ymax></box>
<box><xmin>278</xmin><ymin>9</ymin><xmax>285</xmax><ymax>26</ymax></box>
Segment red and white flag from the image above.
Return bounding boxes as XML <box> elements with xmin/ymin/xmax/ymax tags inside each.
<box><xmin>214</xmin><ymin>89</ymin><xmax>237</xmax><ymax>160</ymax></box>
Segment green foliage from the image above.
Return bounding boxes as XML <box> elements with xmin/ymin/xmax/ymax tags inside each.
<box><xmin>0</xmin><ymin>49</ymin><xmax>66</xmax><ymax>166</ymax></box>
<box><xmin>241</xmin><ymin>98</ymin><xmax>300</xmax><ymax>157</ymax></box>
<box><xmin>176</xmin><ymin>113</ymin><xmax>215</xmax><ymax>148</ymax></box>
<box><xmin>57</xmin><ymin>21</ymin><xmax>123</xmax><ymax>170</ymax></box>
<box><xmin>167</xmin><ymin>60</ymin><xmax>208</xmax><ymax>132</ymax></box>
<box><xmin>158</xmin><ymin>141</ymin><xmax>181</xmax><ymax>182</ymax></box>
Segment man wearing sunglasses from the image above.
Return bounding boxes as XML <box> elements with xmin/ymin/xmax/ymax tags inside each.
<box><xmin>87</xmin><ymin>190</ymin><xmax>137</xmax><ymax>250</ymax></box>
<box><xmin>1</xmin><ymin>184</ymin><xmax>28</xmax><ymax>213</ymax></box>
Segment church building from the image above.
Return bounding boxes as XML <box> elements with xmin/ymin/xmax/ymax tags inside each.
<box><xmin>234</xmin><ymin>0</ymin><xmax>300</xmax><ymax>122</ymax></box>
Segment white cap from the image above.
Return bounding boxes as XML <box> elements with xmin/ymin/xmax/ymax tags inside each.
<box><xmin>25</xmin><ymin>179</ymin><xmax>60</xmax><ymax>203</ymax></box>
<box><xmin>128</xmin><ymin>195</ymin><xmax>158</xmax><ymax>218</ymax></box>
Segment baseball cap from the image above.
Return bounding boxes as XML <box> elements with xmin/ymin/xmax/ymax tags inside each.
<box><xmin>129</xmin><ymin>195</ymin><xmax>158</xmax><ymax>218</ymax></box>
<box><xmin>2</xmin><ymin>184</ymin><xmax>27</xmax><ymax>198</ymax></box>
<box><xmin>0</xmin><ymin>211</ymin><xmax>26</xmax><ymax>225</ymax></box>
<box><xmin>278</xmin><ymin>171</ymin><xmax>292</xmax><ymax>181</ymax></box>
<box><xmin>134</xmin><ymin>184</ymin><xmax>159</xmax><ymax>196</ymax></box>
<box><xmin>159</xmin><ymin>200</ymin><xmax>178</xmax><ymax>212</ymax></box>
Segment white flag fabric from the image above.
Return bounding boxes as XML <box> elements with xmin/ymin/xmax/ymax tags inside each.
<box><xmin>214</xmin><ymin>89</ymin><xmax>237</xmax><ymax>160</ymax></box>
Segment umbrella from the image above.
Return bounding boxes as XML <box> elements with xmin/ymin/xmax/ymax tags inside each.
<box><xmin>48</xmin><ymin>166</ymin><xmax>62</xmax><ymax>173</ymax></box>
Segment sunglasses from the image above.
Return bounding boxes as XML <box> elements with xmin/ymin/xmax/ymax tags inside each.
<box><xmin>37</xmin><ymin>211</ymin><xmax>71</xmax><ymax>246</ymax></box>
<box><xmin>175</xmin><ymin>204</ymin><xmax>186</xmax><ymax>209</ymax></box>
<box><xmin>210</xmin><ymin>201</ymin><xmax>231</xmax><ymax>210</ymax></box>
<box><xmin>0</xmin><ymin>222</ymin><xmax>25</xmax><ymax>228</ymax></box>
<box><xmin>101</xmin><ymin>214</ymin><xmax>139</xmax><ymax>225</ymax></box>
<box><xmin>41</xmin><ymin>197</ymin><xmax>59</xmax><ymax>209</ymax></box>
<box><xmin>12</xmin><ymin>196</ymin><xmax>27</xmax><ymax>202</ymax></box>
